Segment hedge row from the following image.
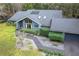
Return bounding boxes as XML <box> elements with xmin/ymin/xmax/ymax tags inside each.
<box><xmin>48</xmin><ymin>32</ymin><xmax>64</xmax><ymax>42</ymax></box>
<box><xmin>39</xmin><ymin>27</ymin><xmax>49</xmax><ymax>37</ymax></box>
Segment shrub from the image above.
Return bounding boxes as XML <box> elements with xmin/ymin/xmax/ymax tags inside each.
<box><xmin>39</xmin><ymin>27</ymin><xmax>49</xmax><ymax>37</ymax></box>
<box><xmin>48</xmin><ymin>32</ymin><xmax>64</xmax><ymax>42</ymax></box>
<box><xmin>21</xmin><ymin>28</ymin><xmax>39</xmax><ymax>35</ymax></box>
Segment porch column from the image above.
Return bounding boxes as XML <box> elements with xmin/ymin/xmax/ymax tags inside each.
<box><xmin>39</xmin><ymin>24</ymin><xmax>41</xmax><ymax>29</ymax></box>
<box><xmin>23</xmin><ymin>20</ymin><xmax>26</xmax><ymax>28</ymax></box>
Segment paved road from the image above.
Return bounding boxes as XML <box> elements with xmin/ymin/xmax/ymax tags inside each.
<box><xmin>33</xmin><ymin>37</ymin><xmax>64</xmax><ymax>52</ymax></box>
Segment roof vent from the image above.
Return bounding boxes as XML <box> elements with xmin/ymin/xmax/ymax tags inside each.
<box><xmin>38</xmin><ymin>16</ymin><xmax>41</xmax><ymax>19</ymax></box>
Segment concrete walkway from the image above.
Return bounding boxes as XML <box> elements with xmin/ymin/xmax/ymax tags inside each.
<box><xmin>16</xmin><ymin>31</ymin><xmax>38</xmax><ymax>50</ymax></box>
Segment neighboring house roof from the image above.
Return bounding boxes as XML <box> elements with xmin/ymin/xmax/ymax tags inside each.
<box><xmin>50</xmin><ymin>18</ymin><xmax>79</xmax><ymax>34</ymax></box>
<box><xmin>8</xmin><ymin>10</ymin><xmax>63</xmax><ymax>26</ymax></box>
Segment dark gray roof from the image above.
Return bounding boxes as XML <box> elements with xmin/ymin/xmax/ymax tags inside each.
<box><xmin>50</xmin><ymin>18</ymin><xmax>79</xmax><ymax>34</ymax></box>
<box><xmin>8</xmin><ymin>10</ymin><xmax>63</xmax><ymax>26</ymax></box>
<box><xmin>8</xmin><ymin>11</ymin><xmax>29</xmax><ymax>22</ymax></box>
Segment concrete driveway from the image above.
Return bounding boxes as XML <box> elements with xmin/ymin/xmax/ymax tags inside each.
<box><xmin>65</xmin><ymin>40</ymin><xmax>79</xmax><ymax>56</ymax></box>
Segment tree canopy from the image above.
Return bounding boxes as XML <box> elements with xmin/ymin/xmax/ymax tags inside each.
<box><xmin>0</xmin><ymin>3</ymin><xmax>79</xmax><ymax>19</ymax></box>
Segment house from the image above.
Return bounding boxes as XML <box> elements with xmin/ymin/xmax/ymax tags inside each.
<box><xmin>8</xmin><ymin>10</ymin><xmax>79</xmax><ymax>40</ymax></box>
<box><xmin>8</xmin><ymin>10</ymin><xmax>63</xmax><ymax>29</ymax></box>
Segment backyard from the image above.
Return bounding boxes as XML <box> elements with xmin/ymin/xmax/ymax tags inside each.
<box><xmin>0</xmin><ymin>22</ymin><xmax>42</xmax><ymax>56</ymax></box>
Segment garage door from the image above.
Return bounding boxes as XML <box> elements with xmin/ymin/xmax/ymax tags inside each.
<box><xmin>64</xmin><ymin>33</ymin><xmax>79</xmax><ymax>41</ymax></box>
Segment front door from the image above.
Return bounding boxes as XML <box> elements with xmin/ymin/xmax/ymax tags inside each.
<box><xmin>25</xmin><ymin>18</ymin><xmax>32</xmax><ymax>29</ymax></box>
<box><xmin>19</xmin><ymin>21</ymin><xmax>23</xmax><ymax>29</ymax></box>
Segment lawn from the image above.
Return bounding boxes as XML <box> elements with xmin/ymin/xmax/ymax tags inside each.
<box><xmin>0</xmin><ymin>22</ymin><xmax>42</xmax><ymax>56</ymax></box>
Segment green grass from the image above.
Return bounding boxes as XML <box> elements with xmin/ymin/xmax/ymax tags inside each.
<box><xmin>0</xmin><ymin>22</ymin><xmax>42</xmax><ymax>56</ymax></box>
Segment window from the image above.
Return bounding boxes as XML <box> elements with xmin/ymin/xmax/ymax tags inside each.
<box><xmin>34</xmin><ymin>24</ymin><xmax>38</xmax><ymax>27</ymax></box>
<box><xmin>25</xmin><ymin>18</ymin><xmax>32</xmax><ymax>23</ymax></box>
